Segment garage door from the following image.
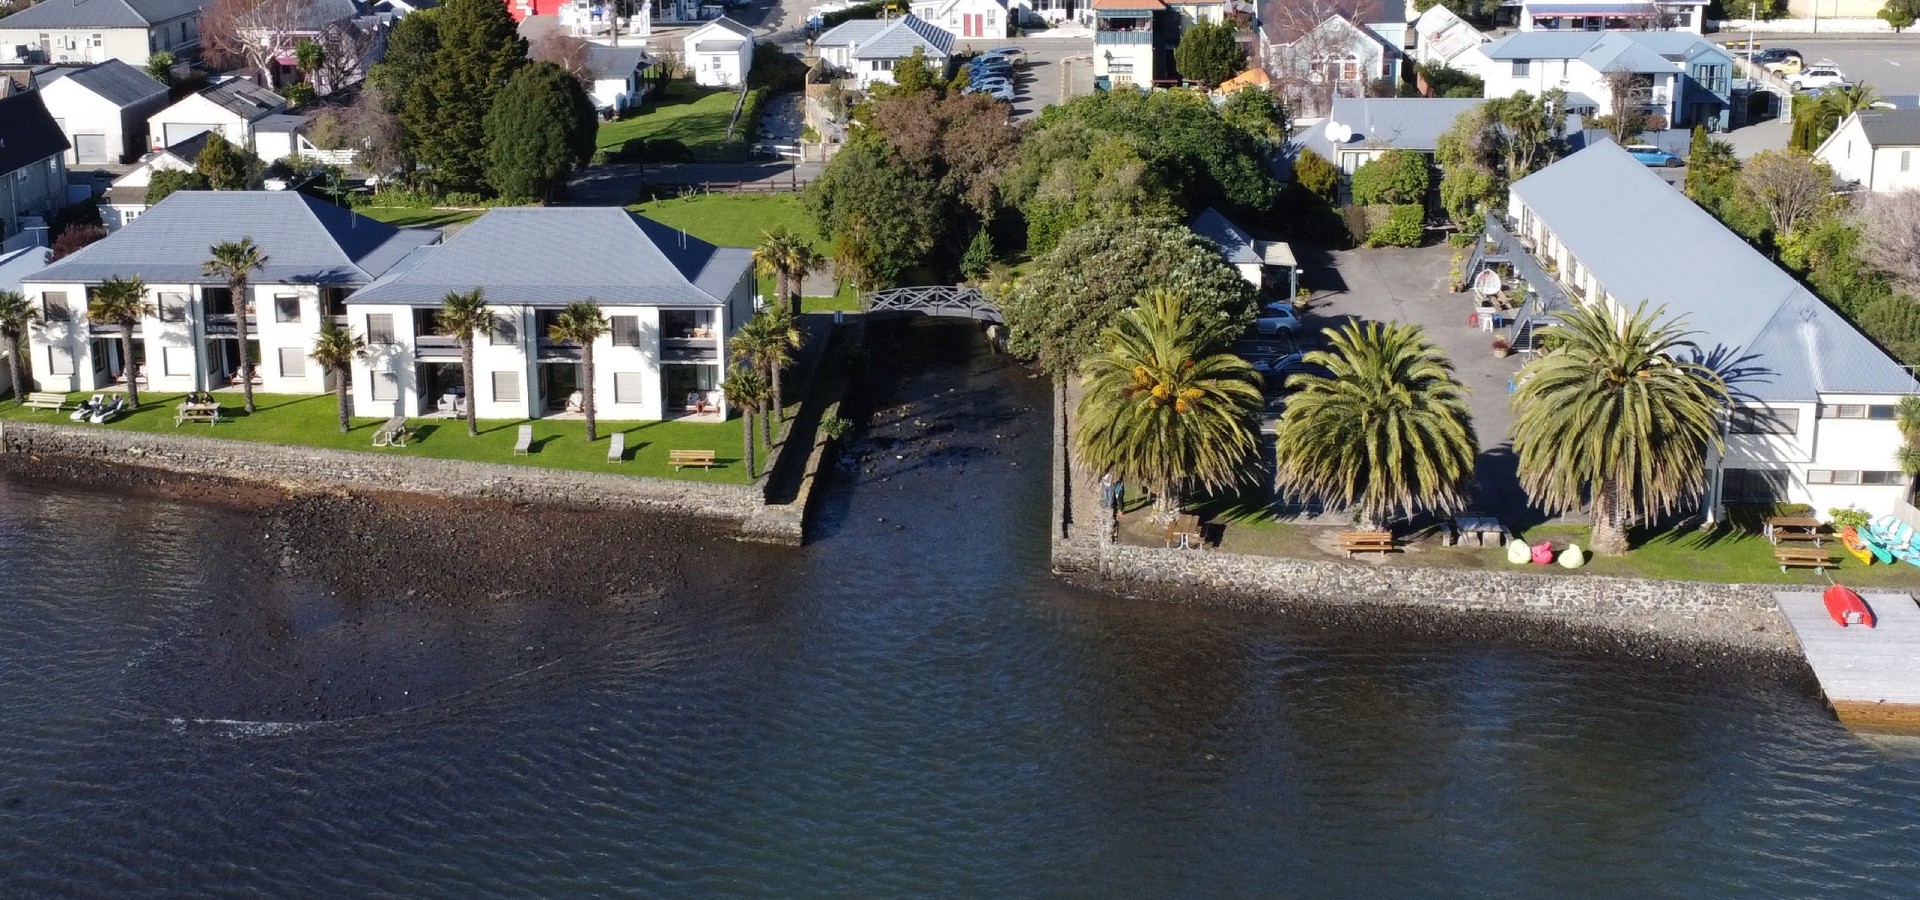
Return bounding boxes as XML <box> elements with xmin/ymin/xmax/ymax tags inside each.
<box><xmin>162</xmin><ymin>123</ymin><xmax>219</xmax><ymax>149</ymax></box>
<box><xmin>73</xmin><ymin>134</ymin><xmax>108</xmax><ymax>164</ymax></box>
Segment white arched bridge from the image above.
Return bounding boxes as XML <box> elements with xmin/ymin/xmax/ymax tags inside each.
<box><xmin>861</xmin><ymin>286</ymin><xmax>1003</xmax><ymax>324</ymax></box>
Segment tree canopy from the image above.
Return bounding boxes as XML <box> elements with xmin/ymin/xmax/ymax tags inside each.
<box><xmin>195</xmin><ymin>133</ymin><xmax>255</xmax><ymax>191</ymax></box>
<box><xmin>1172</xmin><ymin>21</ymin><xmax>1246</xmax><ymax>89</ymax></box>
<box><xmin>1000</xmin><ymin>217</ymin><xmax>1257</xmax><ymax>377</ymax></box>
<box><xmin>1349</xmin><ymin>149</ymin><xmax>1430</xmax><ymax>206</ymax></box>
<box><xmin>483</xmin><ymin>61</ymin><xmax>597</xmax><ymax>202</ymax></box>
<box><xmin>1881</xmin><ymin>0</ymin><xmax>1919</xmax><ymax>31</ymax></box>
<box><xmin>401</xmin><ymin>0</ymin><xmax>527</xmax><ymax>194</ymax></box>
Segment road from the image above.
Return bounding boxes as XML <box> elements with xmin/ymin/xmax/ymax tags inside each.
<box><xmin>1740</xmin><ymin>37</ymin><xmax>1920</xmax><ymax>102</ymax></box>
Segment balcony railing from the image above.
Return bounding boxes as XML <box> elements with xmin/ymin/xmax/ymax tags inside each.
<box><xmin>1095</xmin><ymin>30</ymin><xmax>1155</xmax><ymax>44</ymax></box>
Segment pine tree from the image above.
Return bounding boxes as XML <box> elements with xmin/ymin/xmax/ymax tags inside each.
<box><xmin>416</xmin><ymin>0</ymin><xmax>527</xmax><ymax>194</ymax></box>
<box><xmin>195</xmin><ymin>133</ymin><xmax>254</xmax><ymax>190</ymax></box>
<box><xmin>483</xmin><ymin>61</ymin><xmax>597</xmax><ymax>202</ymax></box>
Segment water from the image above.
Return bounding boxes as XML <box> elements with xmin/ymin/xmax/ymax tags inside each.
<box><xmin>4</xmin><ymin>320</ymin><xmax>1920</xmax><ymax>897</ymax></box>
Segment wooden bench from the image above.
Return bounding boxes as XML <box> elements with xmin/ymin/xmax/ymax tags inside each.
<box><xmin>1338</xmin><ymin>530</ymin><xmax>1398</xmax><ymax>558</ymax></box>
<box><xmin>1162</xmin><ymin>514</ymin><xmax>1203</xmax><ymax>550</ymax></box>
<box><xmin>669</xmin><ymin>449</ymin><xmax>716</xmax><ymax>470</ymax></box>
<box><xmin>1775</xmin><ymin>546</ymin><xmax>1836</xmax><ymax>573</ymax></box>
<box><xmin>24</xmin><ymin>392</ymin><xmax>68</xmax><ymax>412</ymax></box>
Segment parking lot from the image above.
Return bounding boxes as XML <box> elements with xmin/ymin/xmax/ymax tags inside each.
<box><xmin>1735</xmin><ymin>38</ymin><xmax>1920</xmax><ymax>103</ymax></box>
<box><xmin>951</xmin><ymin>38</ymin><xmax>1095</xmax><ymax>121</ymax></box>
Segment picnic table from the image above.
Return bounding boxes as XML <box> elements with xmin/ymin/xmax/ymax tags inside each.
<box><xmin>173</xmin><ymin>402</ymin><xmax>222</xmax><ymax>426</ymax></box>
<box><xmin>1766</xmin><ymin>516</ymin><xmax>1824</xmax><ymax>546</ymax></box>
<box><xmin>1455</xmin><ymin>514</ymin><xmax>1506</xmax><ymax>547</ymax></box>
<box><xmin>1163</xmin><ymin>514</ymin><xmax>1203</xmax><ymax>550</ymax></box>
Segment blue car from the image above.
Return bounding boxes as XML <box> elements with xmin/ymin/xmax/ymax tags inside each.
<box><xmin>1625</xmin><ymin>144</ymin><xmax>1684</xmax><ymax>168</ymax></box>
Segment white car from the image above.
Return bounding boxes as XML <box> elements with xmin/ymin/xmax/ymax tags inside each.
<box><xmin>1255</xmin><ymin>306</ymin><xmax>1301</xmax><ymax>335</ymax></box>
<box><xmin>1791</xmin><ymin>66</ymin><xmax>1850</xmax><ymax>92</ymax></box>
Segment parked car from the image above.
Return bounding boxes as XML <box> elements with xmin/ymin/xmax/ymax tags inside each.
<box><xmin>1792</xmin><ymin>66</ymin><xmax>1851</xmax><ymax>92</ymax></box>
<box><xmin>1763</xmin><ymin>54</ymin><xmax>1805</xmax><ymax>75</ymax></box>
<box><xmin>983</xmin><ymin>46</ymin><xmax>1026</xmax><ymax>66</ymax></box>
<box><xmin>1252</xmin><ymin>352</ymin><xmax>1304</xmax><ymax>385</ymax></box>
<box><xmin>970</xmin><ymin>55</ymin><xmax>1013</xmax><ymax>70</ymax></box>
<box><xmin>1752</xmin><ymin>47</ymin><xmax>1799</xmax><ymax>66</ymax></box>
<box><xmin>1255</xmin><ymin>306</ymin><xmax>1302</xmax><ymax>335</ymax></box>
<box><xmin>976</xmin><ymin>83</ymin><xmax>1015</xmax><ymax>102</ymax></box>
<box><xmin>970</xmin><ymin>76</ymin><xmax>1014</xmax><ymax>91</ymax></box>
<box><xmin>970</xmin><ymin>62</ymin><xmax>1014</xmax><ymax>79</ymax></box>
<box><xmin>1625</xmin><ymin>144</ymin><xmax>1684</xmax><ymax>167</ymax></box>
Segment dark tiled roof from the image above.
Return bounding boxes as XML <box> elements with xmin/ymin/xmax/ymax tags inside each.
<box><xmin>0</xmin><ymin>91</ymin><xmax>71</xmax><ymax>175</ymax></box>
<box><xmin>56</xmin><ymin>59</ymin><xmax>167</xmax><ymax>108</ymax></box>
<box><xmin>0</xmin><ymin>0</ymin><xmax>201</xmax><ymax>29</ymax></box>
<box><xmin>1855</xmin><ymin>109</ymin><xmax>1920</xmax><ymax>147</ymax></box>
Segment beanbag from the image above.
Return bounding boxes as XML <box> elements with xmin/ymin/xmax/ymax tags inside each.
<box><xmin>1558</xmin><ymin>544</ymin><xmax>1586</xmax><ymax>568</ymax></box>
<box><xmin>1506</xmin><ymin>538</ymin><xmax>1531</xmax><ymax>565</ymax></box>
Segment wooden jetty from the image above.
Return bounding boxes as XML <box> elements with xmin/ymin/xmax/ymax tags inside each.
<box><xmin>1775</xmin><ymin>591</ymin><xmax>1920</xmax><ymax>730</ymax></box>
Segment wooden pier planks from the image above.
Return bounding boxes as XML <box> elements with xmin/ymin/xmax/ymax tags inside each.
<box><xmin>1775</xmin><ymin>591</ymin><xmax>1920</xmax><ymax>730</ymax></box>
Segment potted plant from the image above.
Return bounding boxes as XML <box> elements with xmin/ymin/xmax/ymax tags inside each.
<box><xmin>1292</xmin><ymin>286</ymin><xmax>1312</xmax><ymax>310</ymax></box>
<box><xmin>1492</xmin><ymin>334</ymin><xmax>1511</xmax><ymax>358</ymax></box>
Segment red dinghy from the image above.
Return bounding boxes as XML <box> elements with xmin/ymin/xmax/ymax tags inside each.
<box><xmin>1824</xmin><ymin>585</ymin><xmax>1876</xmax><ymax>628</ymax></box>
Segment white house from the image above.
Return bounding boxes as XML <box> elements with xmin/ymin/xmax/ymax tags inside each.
<box><xmin>584</xmin><ymin>43</ymin><xmax>656</xmax><ymax>115</ymax></box>
<box><xmin>1479</xmin><ymin>29</ymin><xmax>1732</xmax><ymax>131</ymax></box>
<box><xmin>682</xmin><ymin>16</ymin><xmax>754</xmax><ymax>88</ymax></box>
<box><xmin>1503</xmin><ymin>141</ymin><xmax>1920</xmax><ymax>519</ymax></box>
<box><xmin>815</xmin><ymin>14</ymin><xmax>955</xmax><ymax>89</ymax></box>
<box><xmin>0</xmin><ymin>0</ymin><xmax>203</xmax><ymax>69</ymax></box>
<box><xmin>1190</xmin><ymin>207</ymin><xmax>1297</xmax><ymax>296</ymax></box>
<box><xmin>1295</xmin><ymin>96</ymin><xmax>1486</xmax><ymax>174</ymax></box>
<box><xmin>1410</xmin><ymin>5</ymin><xmax>1491</xmax><ymax>84</ymax></box>
<box><xmin>0</xmin><ymin>91</ymin><xmax>70</xmax><ymax>253</ymax></box>
<box><xmin>910</xmin><ymin>0</ymin><xmax>1010</xmax><ymax>40</ymax></box>
<box><xmin>1257</xmin><ymin>0</ymin><xmax>1407</xmax><ymax>116</ymax></box>
<box><xmin>1516</xmin><ymin>0</ymin><xmax>1707</xmax><ymax>34</ymax></box>
<box><xmin>21</xmin><ymin>191</ymin><xmax>441</xmax><ymax>397</ymax></box>
<box><xmin>102</xmin><ymin>131</ymin><xmax>212</xmax><ymax>230</ymax></box>
<box><xmin>37</xmin><ymin>59</ymin><xmax>169</xmax><ymax>165</ymax></box>
<box><xmin>1817</xmin><ymin>109</ymin><xmax>1920</xmax><ymax>194</ymax></box>
<box><xmin>344</xmin><ymin>207</ymin><xmax>756</xmax><ymax>422</ymax></box>
<box><xmin>146</xmin><ymin>77</ymin><xmax>289</xmax><ymax>155</ymax></box>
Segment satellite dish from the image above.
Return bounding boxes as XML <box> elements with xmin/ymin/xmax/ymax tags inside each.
<box><xmin>1475</xmin><ymin>269</ymin><xmax>1503</xmax><ymax>296</ymax></box>
<box><xmin>1323</xmin><ymin>120</ymin><xmax>1354</xmax><ymax>144</ymax></box>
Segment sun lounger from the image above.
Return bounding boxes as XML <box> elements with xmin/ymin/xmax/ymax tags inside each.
<box><xmin>607</xmin><ymin>431</ymin><xmax>625</xmax><ymax>463</ymax></box>
<box><xmin>372</xmin><ymin>415</ymin><xmax>409</xmax><ymax>447</ymax></box>
<box><xmin>512</xmin><ymin>424</ymin><xmax>533</xmax><ymax>456</ymax></box>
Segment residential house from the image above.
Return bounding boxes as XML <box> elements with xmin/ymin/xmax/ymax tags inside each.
<box><xmin>1409</xmin><ymin>5</ymin><xmax>1490</xmax><ymax>84</ymax></box>
<box><xmin>910</xmin><ymin>0</ymin><xmax>1010</xmax><ymax>41</ymax></box>
<box><xmin>682</xmin><ymin>16</ymin><xmax>754</xmax><ymax>88</ymax></box>
<box><xmin>583</xmin><ymin>43</ymin><xmax>656</xmax><ymax>115</ymax></box>
<box><xmin>21</xmin><ymin>191</ymin><xmax>441</xmax><ymax>396</ymax></box>
<box><xmin>1480</xmin><ymin>30</ymin><xmax>1732</xmax><ymax>132</ymax></box>
<box><xmin>37</xmin><ymin>59</ymin><xmax>169</xmax><ymax>165</ymax></box>
<box><xmin>1190</xmin><ymin>207</ymin><xmax>1298</xmax><ymax>296</ymax></box>
<box><xmin>0</xmin><ymin>91</ymin><xmax>71</xmax><ymax>253</ymax></box>
<box><xmin>344</xmin><ymin>207</ymin><xmax>755</xmax><ymax>422</ymax></box>
<box><xmin>1502</xmin><ymin>141</ymin><xmax>1919</xmax><ymax>517</ymax></box>
<box><xmin>1015</xmin><ymin>0</ymin><xmax>1087</xmax><ymax>25</ymax></box>
<box><xmin>815</xmin><ymin>14</ymin><xmax>955</xmax><ymax>90</ymax></box>
<box><xmin>1256</xmin><ymin>0</ymin><xmax>1407</xmax><ymax>115</ymax></box>
<box><xmin>1516</xmin><ymin>0</ymin><xmax>1707</xmax><ymax>34</ymax></box>
<box><xmin>0</xmin><ymin>244</ymin><xmax>50</xmax><ymax>395</ymax></box>
<box><xmin>0</xmin><ymin>63</ymin><xmax>64</xmax><ymax>96</ymax></box>
<box><xmin>1093</xmin><ymin>0</ymin><xmax>1167</xmax><ymax>89</ymax></box>
<box><xmin>1817</xmin><ymin>109</ymin><xmax>1920</xmax><ymax>194</ymax></box>
<box><xmin>102</xmin><ymin>131</ymin><xmax>213</xmax><ymax>230</ymax></box>
<box><xmin>1296</xmin><ymin>95</ymin><xmax>1482</xmax><ymax>174</ymax></box>
<box><xmin>146</xmin><ymin>77</ymin><xmax>289</xmax><ymax>155</ymax></box>
<box><xmin>0</xmin><ymin>0</ymin><xmax>202</xmax><ymax>69</ymax></box>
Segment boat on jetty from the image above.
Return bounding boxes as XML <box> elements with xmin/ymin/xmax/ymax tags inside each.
<box><xmin>1824</xmin><ymin>585</ymin><xmax>1876</xmax><ymax>628</ymax></box>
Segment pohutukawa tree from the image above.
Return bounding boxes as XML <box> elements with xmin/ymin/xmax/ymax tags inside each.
<box><xmin>1509</xmin><ymin>301</ymin><xmax>1727</xmax><ymax>555</ymax></box>
<box><xmin>204</xmin><ymin>237</ymin><xmax>267</xmax><ymax>412</ymax></box>
<box><xmin>88</xmin><ymin>276</ymin><xmax>154</xmax><ymax>408</ymax></box>
<box><xmin>547</xmin><ymin>301</ymin><xmax>608</xmax><ymax>441</ymax></box>
<box><xmin>1273</xmin><ymin>321</ymin><xmax>1478</xmax><ymax>531</ymax></box>
<box><xmin>438</xmin><ymin>288</ymin><xmax>492</xmax><ymax>436</ymax></box>
<box><xmin>1075</xmin><ymin>287</ymin><xmax>1264</xmax><ymax>519</ymax></box>
<box><xmin>309</xmin><ymin>322</ymin><xmax>367</xmax><ymax>433</ymax></box>
<box><xmin>0</xmin><ymin>290</ymin><xmax>42</xmax><ymax>401</ymax></box>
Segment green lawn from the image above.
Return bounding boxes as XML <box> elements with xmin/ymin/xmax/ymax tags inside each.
<box><xmin>2</xmin><ymin>393</ymin><xmax>767</xmax><ymax>485</ymax></box>
<box><xmin>629</xmin><ymin>194</ymin><xmax>862</xmax><ymax>313</ymax></box>
<box><xmin>354</xmin><ymin>207</ymin><xmax>487</xmax><ymax>229</ymax></box>
<box><xmin>597</xmin><ymin>81</ymin><xmax>742</xmax><ymax>159</ymax></box>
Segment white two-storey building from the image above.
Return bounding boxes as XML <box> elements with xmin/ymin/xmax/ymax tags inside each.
<box><xmin>1505</xmin><ymin>141</ymin><xmax>1920</xmax><ymax>519</ymax></box>
<box><xmin>344</xmin><ymin>207</ymin><xmax>756</xmax><ymax>422</ymax></box>
<box><xmin>22</xmin><ymin>191</ymin><xmax>440</xmax><ymax>397</ymax></box>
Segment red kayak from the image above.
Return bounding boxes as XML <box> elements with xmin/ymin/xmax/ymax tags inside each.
<box><xmin>1824</xmin><ymin>585</ymin><xmax>1876</xmax><ymax>628</ymax></box>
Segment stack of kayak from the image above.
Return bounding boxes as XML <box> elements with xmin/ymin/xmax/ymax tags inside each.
<box><xmin>1853</xmin><ymin>515</ymin><xmax>1920</xmax><ymax>568</ymax></box>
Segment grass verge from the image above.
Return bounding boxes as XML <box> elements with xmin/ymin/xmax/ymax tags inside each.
<box><xmin>629</xmin><ymin>194</ymin><xmax>861</xmax><ymax>313</ymax></box>
<box><xmin>596</xmin><ymin>82</ymin><xmax>742</xmax><ymax>160</ymax></box>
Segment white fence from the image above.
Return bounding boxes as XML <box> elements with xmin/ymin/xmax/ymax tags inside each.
<box><xmin>1714</xmin><ymin>16</ymin><xmax>1894</xmax><ymax>32</ymax></box>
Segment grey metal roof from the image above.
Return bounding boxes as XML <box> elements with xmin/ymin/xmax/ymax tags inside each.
<box><xmin>29</xmin><ymin>191</ymin><xmax>441</xmax><ymax>286</ymax></box>
<box><xmin>1298</xmin><ymin>97</ymin><xmax>1482</xmax><ymax>161</ymax></box>
<box><xmin>1190</xmin><ymin>208</ymin><xmax>1259</xmax><ymax>265</ymax></box>
<box><xmin>0</xmin><ymin>246</ymin><xmax>47</xmax><ymax>294</ymax></box>
<box><xmin>689</xmin><ymin>15</ymin><xmax>754</xmax><ymax>37</ymax></box>
<box><xmin>346</xmin><ymin>207</ymin><xmax>753</xmax><ymax>308</ymax></box>
<box><xmin>56</xmin><ymin>60</ymin><xmax>167</xmax><ymax>108</ymax></box>
<box><xmin>1854</xmin><ymin>109</ymin><xmax>1920</xmax><ymax>147</ymax></box>
<box><xmin>584</xmin><ymin>44</ymin><xmax>654</xmax><ymax>80</ymax></box>
<box><xmin>197</xmin><ymin>79</ymin><xmax>288</xmax><ymax>121</ymax></box>
<box><xmin>253</xmin><ymin>113</ymin><xmax>311</xmax><ymax>133</ymax></box>
<box><xmin>1482</xmin><ymin>29</ymin><xmax>1724</xmax><ymax>73</ymax></box>
<box><xmin>814</xmin><ymin>19</ymin><xmax>887</xmax><ymax>48</ymax></box>
<box><xmin>1510</xmin><ymin>141</ymin><xmax>1917</xmax><ymax>401</ymax></box>
<box><xmin>0</xmin><ymin>0</ymin><xmax>201</xmax><ymax>28</ymax></box>
<box><xmin>849</xmin><ymin>14</ymin><xmax>954</xmax><ymax>60</ymax></box>
<box><xmin>694</xmin><ymin>39</ymin><xmax>745</xmax><ymax>52</ymax></box>
<box><xmin>0</xmin><ymin>91</ymin><xmax>70</xmax><ymax>176</ymax></box>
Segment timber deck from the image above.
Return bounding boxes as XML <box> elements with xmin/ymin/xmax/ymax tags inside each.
<box><xmin>1776</xmin><ymin>591</ymin><xmax>1920</xmax><ymax>731</ymax></box>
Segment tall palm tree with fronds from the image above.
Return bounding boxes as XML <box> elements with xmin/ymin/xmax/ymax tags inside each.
<box><xmin>1076</xmin><ymin>287</ymin><xmax>1264</xmax><ymax>518</ymax></box>
<box><xmin>1509</xmin><ymin>301</ymin><xmax>1727</xmax><ymax>555</ymax></box>
<box><xmin>1894</xmin><ymin>395</ymin><xmax>1920</xmax><ymax>475</ymax></box>
<box><xmin>754</xmin><ymin>227</ymin><xmax>827</xmax><ymax>316</ymax></box>
<box><xmin>547</xmin><ymin>301</ymin><xmax>608</xmax><ymax>441</ymax></box>
<box><xmin>722</xmin><ymin>367</ymin><xmax>769</xmax><ymax>478</ymax></box>
<box><xmin>0</xmin><ymin>290</ymin><xmax>40</xmax><ymax>401</ymax></box>
<box><xmin>88</xmin><ymin>276</ymin><xmax>154</xmax><ymax>408</ymax></box>
<box><xmin>439</xmin><ymin>288</ymin><xmax>492</xmax><ymax>437</ymax></box>
<box><xmin>1273</xmin><ymin>321</ymin><xmax>1478</xmax><ymax>531</ymax></box>
<box><xmin>309</xmin><ymin>322</ymin><xmax>366</xmax><ymax>433</ymax></box>
<box><xmin>203</xmin><ymin>238</ymin><xmax>267</xmax><ymax>412</ymax></box>
<box><xmin>740</xmin><ymin>305</ymin><xmax>803</xmax><ymax>425</ymax></box>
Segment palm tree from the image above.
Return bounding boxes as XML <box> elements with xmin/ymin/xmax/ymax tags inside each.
<box><xmin>1075</xmin><ymin>287</ymin><xmax>1264</xmax><ymax>519</ymax></box>
<box><xmin>309</xmin><ymin>322</ymin><xmax>367</xmax><ymax>433</ymax></box>
<box><xmin>785</xmin><ymin>242</ymin><xmax>824</xmax><ymax>315</ymax></box>
<box><xmin>1509</xmin><ymin>301</ymin><xmax>1727</xmax><ymax>556</ymax></box>
<box><xmin>88</xmin><ymin>276</ymin><xmax>154</xmax><ymax>408</ymax></box>
<box><xmin>203</xmin><ymin>238</ymin><xmax>267</xmax><ymax>412</ymax></box>
<box><xmin>0</xmin><ymin>290</ymin><xmax>41</xmax><ymax>401</ymax></box>
<box><xmin>1820</xmin><ymin>81</ymin><xmax>1880</xmax><ymax>122</ymax></box>
<box><xmin>753</xmin><ymin>227</ymin><xmax>828</xmax><ymax>316</ymax></box>
<box><xmin>439</xmin><ymin>288</ymin><xmax>492</xmax><ymax>437</ymax></box>
<box><xmin>736</xmin><ymin>306</ymin><xmax>803</xmax><ymax>427</ymax></box>
<box><xmin>1273</xmin><ymin>321</ymin><xmax>1479</xmax><ymax>531</ymax></box>
<box><xmin>721</xmin><ymin>367</ymin><xmax>769</xmax><ymax>478</ymax></box>
<box><xmin>729</xmin><ymin>316</ymin><xmax>776</xmax><ymax>449</ymax></box>
<box><xmin>547</xmin><ymin>301</ymin><xmax>609</xmax><ymax>441</ymax></box>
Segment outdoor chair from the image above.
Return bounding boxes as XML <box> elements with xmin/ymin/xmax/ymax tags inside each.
<box><xmin>513</xmin><ymin>425</ymin><xmax>533</xmax><ymax>456</ymax></box>
<box><xmin>608</xmin><ymin>432</ymin><xmax>626</xmax><ymax>463</ymax></box>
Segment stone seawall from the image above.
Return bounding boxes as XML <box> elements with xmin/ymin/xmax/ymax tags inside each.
<box><xmin>0</xmin><ymin>421</ymin><xmax>786</xmax><ymax>540</ymax></box>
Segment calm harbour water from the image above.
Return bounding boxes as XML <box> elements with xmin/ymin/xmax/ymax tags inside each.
<box><xmin>5</xmin><ymin>321</ymin><xmax>1920</xmax><ymax>897</ymax></box>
